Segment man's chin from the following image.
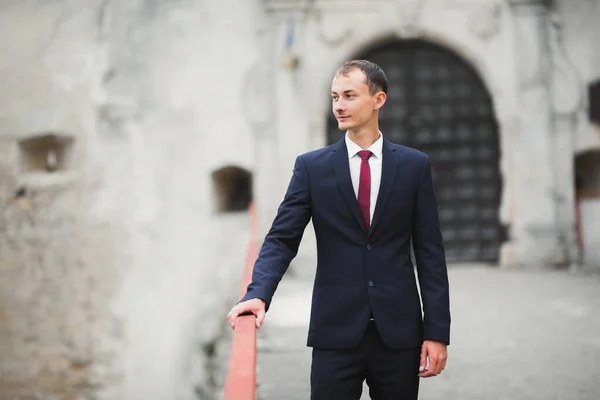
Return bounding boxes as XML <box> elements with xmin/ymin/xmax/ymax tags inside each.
<box><xmin>338</xmin><ymin>121</ymin><xmax>353</xmax><ymax>131</ymax></box>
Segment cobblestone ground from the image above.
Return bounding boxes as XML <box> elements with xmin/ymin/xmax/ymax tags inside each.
<box><xmin>256</xmin><ymin>263</ymin><xmax>600</xmax><ymax>400</ymax></box>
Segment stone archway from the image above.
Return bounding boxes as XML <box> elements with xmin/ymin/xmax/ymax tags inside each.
<box><xmin>327</xmin><ymin>39</ymin><xmax>504</xmax><ymax>262</ymax></box>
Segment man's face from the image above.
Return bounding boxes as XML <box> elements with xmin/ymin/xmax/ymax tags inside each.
<box><xmin>331</xmin><ymin>68</ymin><xmax>385</xmax><ymax>131</ymax></box>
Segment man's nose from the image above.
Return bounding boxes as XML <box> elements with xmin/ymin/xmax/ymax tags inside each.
<box><xmin>334</xmin><ymin>100</ymin><xmax>345</xmax><ymax>113</ymax></box>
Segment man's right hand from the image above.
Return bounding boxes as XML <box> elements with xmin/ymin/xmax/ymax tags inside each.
<box><xmin>226</xmin><ymin>298</ymin><xmax>266</xmax><ymax>329</ymax></box>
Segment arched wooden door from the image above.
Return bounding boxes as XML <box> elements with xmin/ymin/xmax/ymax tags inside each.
<box><xmin>327</xmin><ymin>40</ymin><xmax>503</xmax><ymax>262</ymax></box>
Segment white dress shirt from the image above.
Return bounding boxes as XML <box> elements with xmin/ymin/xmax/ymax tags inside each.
<box><xmin>345</xmin><ymin>132</ymin><xmax>383</xmax><ymax>225</ymax></box>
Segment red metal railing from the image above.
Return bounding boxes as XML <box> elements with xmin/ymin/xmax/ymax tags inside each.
<box><xmin>224</xmin><ymin>202</ymin><xmax>259</xmax><ymax>400</ymax></box>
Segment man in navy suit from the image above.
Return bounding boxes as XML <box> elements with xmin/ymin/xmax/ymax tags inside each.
<box><xmin>227</xmin><ymin>60</ymin><xmax>450</xmax><ymax>399</ymax></box>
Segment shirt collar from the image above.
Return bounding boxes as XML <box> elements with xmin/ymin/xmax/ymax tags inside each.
<box><xmin>345</xmin><ymin>131</ymin><xmax>383</xmax><ymax>159</ymax></box>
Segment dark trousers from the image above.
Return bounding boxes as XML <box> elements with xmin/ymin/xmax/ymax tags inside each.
<box><xmin>310</xmin><ymin>321</ymin><xmax>421</xmax><ymax>400</ymax></box>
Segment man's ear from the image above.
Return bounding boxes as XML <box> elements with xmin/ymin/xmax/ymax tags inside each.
<box><xmin>374</xmin><ymin>91</ymin><xmax>387</xmax><ymax>110</ymax></box>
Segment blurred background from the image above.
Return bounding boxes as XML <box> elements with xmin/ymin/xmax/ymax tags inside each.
<box><xmin>0</xmin><ymin>0</ymin><xmax>599</xmax><ymax>399</ymax></box>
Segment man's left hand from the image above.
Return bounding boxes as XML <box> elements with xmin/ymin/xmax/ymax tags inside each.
<box><xmin>418</xmin><ymin>340</ymin><xmax>447</xmax><ymax>378</ymax></box>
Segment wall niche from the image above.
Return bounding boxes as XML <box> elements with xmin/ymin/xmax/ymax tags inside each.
<box><xmin>18</xmin><ymin>133</ymin><xmax>74</xmax><ymax>174</ymax></box>
<box><xmin>212</xmin><ymin>166</ymin><xmax>253</xmax><ymax>213</ymax></box>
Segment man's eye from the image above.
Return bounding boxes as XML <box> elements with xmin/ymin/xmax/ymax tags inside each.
<box><xmin>347</xmin><ymin>94</ymin><xmax>355</xmax><ymax>99</ymax></box>
<box><xmin>332</xmin><ymin>96</ymin><xmax>338</xmax><ymax>101</ymax></box>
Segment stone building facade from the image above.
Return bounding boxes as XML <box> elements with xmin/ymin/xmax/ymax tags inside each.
<box><xmin>255</xmin><ymin>0</ymin><xmax>600</xmax><ymax>269</ymax></box>
<box><xmin>0</xmin><ymin>0</ymin><xmax>599</xmax><ymax>399</ymax></box>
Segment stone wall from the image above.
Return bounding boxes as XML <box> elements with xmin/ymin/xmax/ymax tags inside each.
<box><xmin>0</xmin><ymin>1</ymin><xmax>120</xmax><ymax>398</ymax></box>
<box><xmin>0</xmin><ymin>0</ymin><xmax>262</xmax><ymax>399</ymax></box>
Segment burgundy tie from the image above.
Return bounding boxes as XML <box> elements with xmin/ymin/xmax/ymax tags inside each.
<box><xmin>358</xmin><ymin>150</ymin><xmax>372</xmax><ymax>231</ymax></box>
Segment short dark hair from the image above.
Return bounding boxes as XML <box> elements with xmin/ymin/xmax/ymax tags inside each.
<box><xmin>335</xmin><ymin>60</ymin><xmax>388</xmax><ymax>95</ymax></box>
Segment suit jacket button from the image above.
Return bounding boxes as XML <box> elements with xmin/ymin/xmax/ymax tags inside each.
<box><xmin>368</xmin><ymin>281</ymin><xmax>374</xmax><ymax>287</ymax></box>
<box><xmin>366</xmin><ymin>245</ymin><xmax>372</xmax><ymax>250</ymax></box>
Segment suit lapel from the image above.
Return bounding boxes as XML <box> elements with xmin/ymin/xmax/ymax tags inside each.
<box><xmin>369</xmin><ymin>139</ymin><xmax>399</xmax><ymax>236</ymax></box>
<box><xmin>330</xmin><ymin>139</ymin><xmax>367</xmax><ymax>232</ymax></box>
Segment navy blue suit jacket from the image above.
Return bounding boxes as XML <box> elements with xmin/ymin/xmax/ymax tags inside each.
<box><xmin>240</xmin><ymin>137</ymin><xmax>451</xmax><ymax>350</ymax></box>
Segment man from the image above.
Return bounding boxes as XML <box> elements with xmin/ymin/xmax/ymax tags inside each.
<box><xmin>227</xmin><ymin>60</ymin><xmax>450</xmax><ymax>399</ymax></box>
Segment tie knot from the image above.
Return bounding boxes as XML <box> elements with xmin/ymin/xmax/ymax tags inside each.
<box><xmin>358</xmin><ymin>150</ymin><xmax>372</xmax><ymax>161</ymax></box>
